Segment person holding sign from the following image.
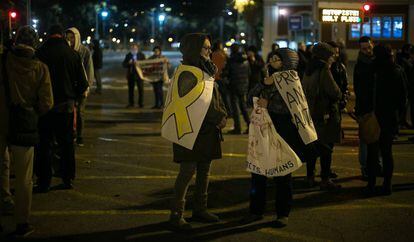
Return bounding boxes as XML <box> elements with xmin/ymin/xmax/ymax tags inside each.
<box><xmin>148</xmin><ymin>46</ymin><xmax>169</xmax><ymax>109</ymax></box>
<box><xmin>164</xmin><ymin>33</ymin><xmax>227</xmax><ymax>230</ymax></box>
<box><xmin>302</xmin><ymin>43</ymin><xmax>342</xmax><ymax>190</ymax></box>
<box><xmin>243</xmin><ymin>48</ymin><xmax>314</xmax><ymax>227</ymax></box>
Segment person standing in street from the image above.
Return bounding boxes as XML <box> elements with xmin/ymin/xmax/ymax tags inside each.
<box><xmin>90</xmin><ymin>39</ymin><xmax>103</xmax><ymax>94</ymax></box>
<box><xmin>35</xmin><ymin>24</ymin><xmax>89</xmax><ymax>192</ymax></box>
<box><xmin>369</xmin><ymin>44</ymin><xmax>407</xmax><ymax>195</ymax></box>
<box><xmin>123</xmin><ymin>43</ymin><xmax>145</xmax><ymax>108</ymax></box>
<box><xmin>65</xmin><ymin>27</ymin><xmax>94</xmax><ymax>146</ymax></box>
<box><xmin>246</xmin><ymin>45</ymin><xmax>265</xmax><ymax>94</ymax></box>
<box><xmin>148</xmin><ymin>46</ymin><xmax>168</xmax><ymax>109</ymax></box>
<box><xmin>168</xmin><ymin>33</ymin><xmax>227</xmax><ymax>230</ymax></box>
<box><xmin>302</xmin><ymin>42</ymin><xmax>342</xmax><ymax>190</ymax></box>
<box><xmin>223</xmin><ymin>43</ymin><xmax>250</xmax><ymax>134</ymax></box>
<box><xmin>1</xmin><ymin>26</ymin><xmax>53</xmax><ymax>237</ymax></box>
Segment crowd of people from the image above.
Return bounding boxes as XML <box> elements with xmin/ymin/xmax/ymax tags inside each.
<box><xmin>1</xmin><ymin>24</ymin><xmax>413</xmax><ymax>237</ymax></box>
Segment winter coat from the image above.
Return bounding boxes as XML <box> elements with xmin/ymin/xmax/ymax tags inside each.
<box><xmin>297</xmin><ymin>49</ymin><xmax>308</xmax><ymax>80</ymax></box>
<box><xmin>172</xmin><ymin>33</ymin><xmax>227</xmax><ymax>162</ymax></box>
<box><xmin>330</xmin><ymin>61</ymin><xmax>348</xmax><ymax>110</ymax></box>
<box><xmin>122</xmin><ymin>52</ymin><xmax>146</xmax><ymax>80</ymax></box>
<box><xmin>374</xmin><ymin>63</ymin><xmax>407</xmax><ymax>137</ymax></box>
<box><xmin>248</xmin><ymin>54</ymin><xmax>265</xmax><ymax>91</ymax></box>
<box><xmin>223</xmin><ymin>52</ymin><xmax>250</xmax><ymax>94</ymax></box>
<box><xmin>353</xmin><ymin>52</ymin><xmax>375</xmax><ymax>116</ymax></box>
<box><xmin>36</xmin><ymin>36</ymin><xmax>89</xmax><ymax>108</ymax></box>
<box><xmin>303</xmin><ymin>60</ymin><xmax>342</xmax><ymax>144</ymax></box>
<box><xmin>211</xmin><ymin>50</ymin><xmax>227</xmax><ymax>81</ymax></box>
<box><xmin>0</xmin><ymin>45</ymin><xmax>54</xmax><ymax>136</ymax></box>
<box><xmin>92</xmin><ymin>46</ymin><xmax>103</xmax><ymax>70</ymax></box>
<box><xmin>66</xmin><ymin>27</ymin><xmax>94</xmax><ymax>86</ymax></box>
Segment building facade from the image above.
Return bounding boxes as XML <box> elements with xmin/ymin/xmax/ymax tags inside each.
<box><xmin>262</xmin><ymin>0</ymin><xmax>414</xmax><ymax>59</ymax></box>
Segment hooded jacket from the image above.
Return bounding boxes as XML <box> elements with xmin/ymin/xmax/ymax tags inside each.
<box><xmin>223</xmin><ymin>52</ymin><xmax>250</xmax><ymax>94</ymax></box>
<box><xmin>66</xmin><ymin>27</ymin><xmax>94</xmax><ymax>85</ymax></box>
<box><xmin>0</xmin><ymin>45</ymin><xmax>54</xmax><ymax>136</ymax></box>
<box><xmin>172</xmin><ymin>33</ymin><xmax>227</xmax><ymax>162</ymax></box>
<box><xmin>353</xmin><ymin>51</ymin><xmax>375</xmax><ymax>116</ymax></box>
<box><xmin>36</xmin><ymin>35</ymin><xmax>89</xmax><ymax>107</ymax></box>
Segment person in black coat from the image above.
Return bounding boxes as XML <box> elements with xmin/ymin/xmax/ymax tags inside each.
<box><xmin>223</xmin><ymin>43</ymin><xmax>251</xmax><ymax>134</ymax></box>
<box><xmin>297</xmin><ymin>42</ymin><xmax>308</xmax><ymax>80</ymax></box>
<box><xmin>122</xmin><ymin>43</ymin><xmax>146</xmax><ymax>108</ymax></box>
<box><xmin>371</xmin><ymin>44</ymin><xmax>407</xmax><ymax>195</ymax></box>
<box><xmin>35</xmin><ymin>24</ymin><xmax>89</xmax><ymax>191</ymax></box>
<box><xmin>246</xmin><ymin>45</ymin><xmax>265</xmax><ymax>93</ymax></box>
<box><xmin>91</xmin><ymin>39</ymin><xmax>103</xmax><ymax>94</ymax></box>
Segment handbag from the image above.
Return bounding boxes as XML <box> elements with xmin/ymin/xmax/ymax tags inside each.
<box><xmin>2</xmin><ymin>51</ymin><xmax>39</xmax><ymax>146</ymax></box>
<box><xmin>358</xmin><ymin>112</ymin><xmax>380</xmax><ymax>144</ymax></box>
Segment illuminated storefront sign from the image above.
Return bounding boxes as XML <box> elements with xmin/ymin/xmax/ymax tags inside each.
<box><xmin>321</xmin><ymin>9</ymin><xmax>361</xmax><ymax>23</ymax></box>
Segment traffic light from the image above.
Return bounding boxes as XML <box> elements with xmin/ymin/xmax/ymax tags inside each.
<box><xmin>361</xmin><ymin>3</ymin><xmax>372</xmax><ymax>23</ymax></box>
<box><xmin>9</xmin><ymin>11</ymin><xmax>17</xmax><ymax>19</ymax></box>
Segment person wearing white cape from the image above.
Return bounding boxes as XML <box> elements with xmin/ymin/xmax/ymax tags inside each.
<box><xmin>242</xmin><ymin>48</ymin><xmax>310</xmax><ymax>227</ymax></box>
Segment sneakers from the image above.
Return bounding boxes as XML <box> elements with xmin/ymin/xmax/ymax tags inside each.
<box><xmin>169</xmin><ymin>213</ymin><xmax>192</xmax><ymax>231</ymax></box>
<box><xmin>192</xmin><ymin>210</ymin><xmax>220</xmax><ymax>223</ymax></box>
<box><xmin>273</xmin><ymin>216</ymin><xmax>288</xmax><ymax>228</ymax></box>
<box><xmin>240</xmin><ymin>213</ymin><xmax>264</xmax><ymax>224</ymax></box>
<box><xmin>9</xmin><ymin>223</ymin><xmax>35</xmax><ymax>238</ymax></box>
<box><xmin>76</xmin><ymin>137</ymin><xmax>84</xmax><ymax>147</ymax></box>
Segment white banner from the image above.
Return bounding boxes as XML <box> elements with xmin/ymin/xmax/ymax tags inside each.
<box><xmin>272</xmin><ymin>70</ymin><xmax>317</xmax><ymax>145</ymax></box>
<box><xmin>247</xmin><ymin>98</ymin><xmax>302</xmax><ymax>177</ymax></box>
<box><xmin>161</xmin><ymin>65</ymin><xmax>215</xmax><ymax>150</ymax></box>
<box><xmin>135</xmin><ymin>58</ymin><xmax>169</xmax><ymax>83</ymax></box>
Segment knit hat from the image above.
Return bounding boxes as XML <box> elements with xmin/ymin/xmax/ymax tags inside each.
<box><xmin>179</xmin><ymin>33</ymin><xmax>211</xmax><ymax>66</ymax></box>
<box><xmin>312</xmin><ymin>42</ymin><xmax>335</xmax><ymax>62</ymax></box>
<box><xmin>276</xmin><ymin>48</ymin><xmax>299</xmax><ymax>70</ymax></box>
<box><xmin>15</xmin><ymin>26</ymin><xmax>39</xmax><ymax>48</ymax></box>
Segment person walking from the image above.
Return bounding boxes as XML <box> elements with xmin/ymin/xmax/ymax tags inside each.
<box><xmin>243</xmin><ymin>48</ymin><xmax>308</xmax><ymax>227</ymax></box>
<box><xmin>168</xmin><ymin>33</ymin><xmax>227</xmax><ymax>230</ymax></box>
<box><xmin>302</xmin><ymin>42</ymin><xmax>342</xmax><ymax>190</ymax></box>
<box><xmin>223</xmin><ymin>43</ymin><xmax>250</xmax><ymax>134</ymax></box>
<box><xmin>123</xmin><ymin>43</ymin><xmax>145</xmax><ymax>108</ymax></box>
<box><xmin>1</xmin><ymin>26</ymin><xmax>53</xmax><ymax>237</ymax></box>
<box><xmin>35</xmin><ymin>24</ymin><xmax>89</xmax><ymax>192</ymax></box>
<box><xmin>65</xmin><ymin>27</ymin><xmax>94</xmax><ymax>146</ymax></box>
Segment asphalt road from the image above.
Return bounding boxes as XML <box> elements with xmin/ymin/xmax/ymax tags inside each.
<box><xmin>1</xmin><ymin>51</ymin><xmax>414</xmax><ymax>242</ymax></box>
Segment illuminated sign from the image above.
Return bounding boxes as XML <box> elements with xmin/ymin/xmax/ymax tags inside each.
<box><xmin>321</xmin><ymin>9</ymin><xmax>361</xmax><ymax>23</ymax></box>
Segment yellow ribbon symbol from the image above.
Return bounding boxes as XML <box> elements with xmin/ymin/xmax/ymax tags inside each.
<box><xmin>162</xmin><ymin>65</ymin><xmax>205</xmax><ymax>139</ymax></box>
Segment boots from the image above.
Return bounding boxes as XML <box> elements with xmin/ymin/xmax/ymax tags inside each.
<box><xmin>169</xmin><ymin>200</ymin><xmax>192</xmax><ymax>231</ymax></box>
<box><xmin>192</xmin><ymin>194</ymin><xmax>220</xmax><ymax>223</ymax></box>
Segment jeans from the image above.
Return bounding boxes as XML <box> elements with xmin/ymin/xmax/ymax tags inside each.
<box><xmin>151</xmin><ymin>81</ymin><xmax>164</xmax><ymax>107</ymax></box>
<box><xmin>230</xmin><ymin>91</ymin><xmax>250</xmax><ymax>131</ymax></box>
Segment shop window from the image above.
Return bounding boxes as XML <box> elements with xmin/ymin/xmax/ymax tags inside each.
<box><xmin>382</xmin><ymin>16</ymin><xmax>392</xmax><ymax>38</ymax></box>
<box><xmin>351</xmin><ymin>24</ymin><xmax>361</xmax><ymax>39</ymax></box>
<box><xmin>372</xmin><ymin>17</ymin><xmax>381</xmax><ymax>38</ymax></box>
<box><xmin>393</xmin><ymin>16</ymin><xmax>403</xmax><ymax>39</ymax></box>
<box><xmin>349</xmin><ymin>15</ymin><xmax>404</xmax><ymax>40</ymax></box>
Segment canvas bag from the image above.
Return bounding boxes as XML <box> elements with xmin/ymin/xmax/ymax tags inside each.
<box><xmin>247</xmin><ymin>98</ymin><xmax>302</xmax><ymax>177</ymax></box>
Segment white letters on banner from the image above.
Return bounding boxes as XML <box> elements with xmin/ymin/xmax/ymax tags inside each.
<box><xmin>161</xmin><ymin>65</ymin><xmax>214</xmax><ymax>150</ymax></box>
<box><xmin>135</xmin><ymin>58</ymin><xmax>169</xmax><ymax>83</ymax></box>
<box><xmin>272</xmin><ymin>70</ymin><xmax>317</xmax><ymax>145</ymax></box>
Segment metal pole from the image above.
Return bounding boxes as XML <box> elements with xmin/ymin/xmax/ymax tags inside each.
<box><xmin>27</xmin><ymin>0</ymin><xmax>31</xmax><ymax>25</ymax></box>
<box><xmin>9</xmin><ymin>14</ymin><xmax>12</xmax><ymax>39</ymax></box>
<box><xmin>95</xmin><ymin>11</ymin><xmax>100</xmax><ymax>39</ymax></box>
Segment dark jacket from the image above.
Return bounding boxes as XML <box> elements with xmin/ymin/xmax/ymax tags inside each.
<box><xmin>223</xmin><ymin>52</ymin><xmax>250</xmax><ymax>94</ymax></box>
<box><xmin>353</xmin><ymin>52</ymin><xmax>375</xmax><ymax>116</ymax></box>
<box><xmin>375</xmin><ymin>63</ymin><xmax>407</xmax><ymax>137</ymax></box>
<box><xmin>248</xmin><ymin>54</ymin><xmax>265</xmax><ymax>91</ymax></box>
<box><xmin>297</xmin><ymin>49</ymin><xmax>308</xmax><ymax>80</ymax></box>
<box><xmin>92</xmin><ymin>46</ymin><xmax>103</xmax><ymax>69</ymax></box>
<box><xmin>330</xmin><ymin>61</ymin><xmax>349</xmax><ymax>110</ymax></box>
<box><xmin>122</xmin><ymin>52</ymin><xmax>146</xmax><ymax>79</ymax></box>
<box><xmin>173</xmin><ymin>33</ymin><xmax>227</xmax><ymax>162</ymax></box>
<box><xmin>303</xmin><ymin>59</ymin><xmax>342</xmax><ymax>144</ymax></box>
<box><xmin>36</xmin><ymin>36</ymin><xmax>88</xmax><ymax>108</ymax></box>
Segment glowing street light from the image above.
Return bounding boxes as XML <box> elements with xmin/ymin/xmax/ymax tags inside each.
<box><xmin>150</xmin><ymin>38</ymin><xmax>155</xmax><ymax>43</ymax></box>
<box><xmin>101</xmin><ymin>10</ymin><xmax>109</xmax><ymax>18</ymax></box>
<box><xmin>158</xmin><ymin>14</ymin><xmax>166</xmax><ymax>22</ymax></box>
<box><xmin>129</xmin><ymin>38</ymin><xmax>134</xmax><ymax>43</ymax></box>
<box><xmin>168</xmin><ymin>37</ymin><xmax>173</xmax><ymax>42</ymax></box>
